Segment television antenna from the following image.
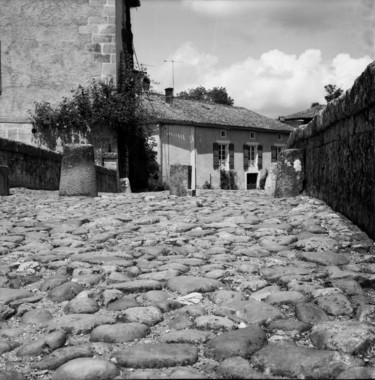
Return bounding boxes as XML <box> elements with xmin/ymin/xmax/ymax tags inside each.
<box><xmin>164</xmin><ymin>59</ymin><xmax>186</xmax><ymax>89</ymax></box>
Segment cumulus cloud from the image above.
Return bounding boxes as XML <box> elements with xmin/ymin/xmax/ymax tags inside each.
<box><xmin>150</xmin><ymin>42</ymin><xmax>372</xmax><ymax>118</ymax></box>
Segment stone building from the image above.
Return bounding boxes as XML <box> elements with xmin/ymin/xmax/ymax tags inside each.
<box><xmin>145</xmin><ymin>89</ymin><xmax>294</xmax><ymax>190</ymax></box>
<box><xmin>0</xmin><ymin>0</ymin><xmax>139</xmax><ymax>161</ymax></box>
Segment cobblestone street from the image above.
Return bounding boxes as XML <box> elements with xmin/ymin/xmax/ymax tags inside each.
<box><xmin>1</xmin><ymin>188</ymin><xmax>375</xmax><ymax>379</ymax></box>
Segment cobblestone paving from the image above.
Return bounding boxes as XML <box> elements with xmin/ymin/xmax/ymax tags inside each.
<box><xmin>1</xmin><ymin>188</ymin><xmax>375</xmax><ymax>379</ymax></box>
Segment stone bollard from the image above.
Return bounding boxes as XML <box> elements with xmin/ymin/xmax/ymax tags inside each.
<box><xmin>169</xmin><ymin>165</ymin><xmax>189</xmax><ymax>197</ymax></box>
<box><xmin>59</xmin><ymin>144</ymin><xmax>97</xmax><ymax>197</ymax></box>
<box><xmin>120</xmin><ymin>177</ymin><xmax>132</xmax><ymax>194</ymax></box>
<box><xmin>0</xmin><ymin>166</ymin><xmax>10</xmax><ymax>196</ymax></box>
<box><xmin>264</xmin><ymin>163</ymin><xmax>277</xmax><ymax>196</ymax></box>
<box><xmin>274</xmin><ymin>149</ymin><xmax>305</xmax><ymax>198</ymax></box>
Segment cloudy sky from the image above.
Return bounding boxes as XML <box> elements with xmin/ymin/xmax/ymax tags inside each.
<box><xmin>132</xmin><ymin>0</ymin><xmax>374</xmax><ymax>118</ymax></box>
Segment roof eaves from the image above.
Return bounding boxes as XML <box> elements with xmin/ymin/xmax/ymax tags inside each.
<box><xmin>148</xmin><ymin>118</ymin><xmax>293</xmax><ymax>133</ymax></box>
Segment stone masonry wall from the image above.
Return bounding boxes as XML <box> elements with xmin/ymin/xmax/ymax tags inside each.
<box><xmin>287</xmin><ymin>61</ymin><xmax>375</xmax><ymax>239</ymax></box>
<box><xmin>0</xmin><ymin>138</ymin><xmax>118</xmax><ymax>192</ymax></box>
<box><xmin>0</xmin><ymin>0</ymin><xmax>117</xmax><ymax>123</ymax></box>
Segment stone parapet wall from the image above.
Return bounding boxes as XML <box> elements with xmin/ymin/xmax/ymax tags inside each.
<box><xmin>0</xmin><ymin>138</ymin><xmax>118</xmax><ymax>192</ymax></box>
<box><xmin>287</xmin><ymin>61</ymin><xmax>375</xmax><ymax>239</ymax></box>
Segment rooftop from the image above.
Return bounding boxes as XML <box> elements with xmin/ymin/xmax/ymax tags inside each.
<box><xmin>281</xmin><ymin>104</ymin><xmax>326</xmax><ymax>121</ymax></box>
<box><xmin>143</xmin><ymin>94</ymin><xmax>294</xmax><ymax>133</ymax></box>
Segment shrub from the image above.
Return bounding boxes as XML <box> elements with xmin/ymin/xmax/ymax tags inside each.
<box><xmin>220</xmin><ymin>170</ymin><xmax>238</xmax><ymax>190</ymax></box>
<box><xmin>148</xmin><ymin>177</ymin><xmax>170</xmax><ymax>191</ymax></box>
<box><xmin>202</xmin><ymin>180</ymin><xmax>213</xmax><ymax>189</ymax></box>
<box><xmin>259</xmin><ymin>169</ymin><xmax>268</xmax><ymax>190</ymax></box>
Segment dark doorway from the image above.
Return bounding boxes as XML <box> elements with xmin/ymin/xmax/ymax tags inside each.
<box><xmin>247</xmin><ymin>173</ymin><xmax>258</xmax><ymax>190</ymax></box>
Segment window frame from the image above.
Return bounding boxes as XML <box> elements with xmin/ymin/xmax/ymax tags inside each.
<box><xmin>218</xmin><ymin>143</ymin><xmax>227</xmax><ymax>166</ymax></box>
<box><xmin>220</xmin><ymin>130</ymin><xmax>227</xmax><ymax>138</ymax></box>
<box><xmin>271</xmin><ymin>144</ymin><xmax>285</xmax><ymax>162</ymax></box>
<box><xmin>249</xmin><ymin>145</ymin><xmax>256</xmax><ymax>161</ymax></box>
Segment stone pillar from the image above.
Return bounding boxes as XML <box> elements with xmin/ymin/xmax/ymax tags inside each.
<box><xmin>265</xmin><ymin>163</ymin><xmax>277</xmax><ymax>196</ymax></box>
<box><xmin>169</xmin><ymin>165</ymin><xmax>189</xmax><ymax>197</ymax></box>
<box><xmin>120</xmin><ymin>177</ymin><xmax>132</xmax><ymax>194</ymax></box>
<box><xmin>275</xmin><ymin>149</ymin><xmax>305</xmax><ymax>198</ymax></box>
<box><xmin>0</xmin><ymin>166</ymin><xmax>10</xmax><ymax>196</ymax></box>
<box><xmin>59</xmin><ymin>144</ymin><xmax>97</xmax><ymax>197</ymax></box>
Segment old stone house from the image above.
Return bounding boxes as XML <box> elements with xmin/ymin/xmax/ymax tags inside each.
<box><xmin>145</xmin><ymin>89</ymin><xmax>294</xmax><ymax>190</ymax></box>
<box><xmin>0</xmin><ymin>0</ymin><xmax>139</xmax><ymax>162</ymax></box>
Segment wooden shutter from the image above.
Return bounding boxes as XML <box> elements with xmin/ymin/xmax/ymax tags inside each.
<box><xmin>243</xmin><ymin>145</ymin><xmax>249</xmax><ymax>169</ymax></box>
<box><xmin>271</xmin><ymin>146</ymin><xmax>277</xmax><ymax>163</ymax></box>
<box><xmin>229</xmin><ymin>143</ymin><xmax>234</xmax><ymax>170</ymax></box>
<box><xmin>213</xmin><ymin>143</ymin><xmax>219</xmax><ymax>169</ymax></box>
<box><xmin>258</xmin><ymin>145</ymin><xmax>263</xmax><ymax>170</ymax></box>
<box><xmin>0</xmin><ymin>41</ymin><xmax>2</xmax><ymax>95</ymax></box>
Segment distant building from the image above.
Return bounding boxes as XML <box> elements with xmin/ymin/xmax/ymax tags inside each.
<box><xmin>145</xmin><ymin>88</ymin><xmax>294</xmax><ymax>190</ymax></box>
<box><xmin>278</xmin><ymin>103</ymin><xmax>326</xmax><ymax>128</ymax></box>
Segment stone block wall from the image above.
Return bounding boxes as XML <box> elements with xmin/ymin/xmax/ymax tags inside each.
<box><xmin>0</xmin><ymin>0</ymin><xmax>117</xmax><ymax>124</ymax></box>
<box><xmin>0</xmin><ymin>138</ymin><xmax>118</xmax><ymax>192</ymax></box>
<box><xmin>287</xmin><ymin>61</ymin><xmax>375</xmax><ymax>239</ymax></box>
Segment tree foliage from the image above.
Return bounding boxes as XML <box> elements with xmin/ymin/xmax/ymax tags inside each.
<box><xmin>28</xmin><ymin>67</ymin><xmax>159</xmax><ymax>190</ymax></box>
<box><xmin>29</xmin><ymin>76</ymin><xmax>147</xmax><ymax>151</ymax></box>
<box><xmin>324</xmin><ymin>84</ymin><xmax>344</xmax><ymax>103</ymax></box>
<box><xmin>177</xmin><ymin>86</ymin><xmax>234</xmax><ymax>106</ymax></box>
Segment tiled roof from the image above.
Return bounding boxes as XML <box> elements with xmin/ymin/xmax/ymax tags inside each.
<box><xmin>282</xmin><ymin>104</ymin><xmax>326</xmax><ymax>120</ymax></box>
<box><xmin>143</xmin><ymin>94</ymin><xmax>294</xmax><ymax>133</ymax></box>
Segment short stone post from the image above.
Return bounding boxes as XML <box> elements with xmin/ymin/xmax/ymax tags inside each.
<box><xmin>264</xmin><ymin>163</ymin><xmax>277</xmax><ymax>196</ymax></box>
<box><xmin>59</xmin><ymin>144</ymin><xmax>97</xmax><ymax>197</ymax></box>
<box><xmin>120</xmin><ymin>177</ymin><xmax>132</xmax><ymax>194</ymax></box>
<box><xmin>0</xmin><ymin>166</ymin><xmax>10</xmax><ymax>196</ymax></box>
<box><xmin>275</xmin><ymin>149</ymin><xmax>305</xmax><ymax>198</ymax></box>
<box><xmin>169</xmin><ymin>165</ymin><xmax>189</xmax><ymax>197</ymax></box>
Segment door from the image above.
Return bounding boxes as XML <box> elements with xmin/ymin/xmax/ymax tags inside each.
<box><xmin>247</xmin><ymin>173</ymin><xmax>258</xmax><ymax>190</ymax></box>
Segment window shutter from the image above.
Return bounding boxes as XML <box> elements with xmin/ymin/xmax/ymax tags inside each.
<box><xmin>258</xmin><ymin>145</ymin><xmax>263</xmax><ymax>170</ymax></box>
<box><xmin>0</xmin><ymin>41</ymin><xmax>2</xmax><ymax>95</ymax></box>
<box><xmin>213</xmin><ymin>143</ymin><xmax>219</xmax><ymax>169</ymax></box>
<box><xmin>243</xmin><ymin>145</ymin><xmax>249</xmax><ymax>169</ymax></box>
<box><xmin>271</xmin><ymin>146</ymin><xmax>277</xmax><ymax>163</ymax></box>
<box><xmin>229</xmin><ymin>143</ymin><xmax>234</xmax><ymax>170</ymax></box>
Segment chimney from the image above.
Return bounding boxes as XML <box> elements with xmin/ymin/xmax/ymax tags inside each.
<box><xmin>165</xmin><ymin>88</ymin><xmax>174</xmax><ymax>105</ymax></box>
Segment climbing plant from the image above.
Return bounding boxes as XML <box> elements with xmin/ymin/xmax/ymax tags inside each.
<box><xmin>220</xmin><ymin>170</ymin><xmax>238</xmax><ymax>190</ymax></box>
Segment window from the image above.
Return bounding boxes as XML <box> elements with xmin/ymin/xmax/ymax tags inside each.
<box><xmin>244</xmin><ymin>145</ymin><xmax>257</xmax><ymax>169</ymax></box>
<box><xmin>250</xmin><ymin>132</ymin><xmax>255</xmax><ymax>139</ymax></box>
<box><xmin>214</xmin><ymin>142</ymin><xmax>234</xmax><ymax>170</ymax></box>
<box><xmin>271</xmin><ymin>146</ymin><xmax>283</xmax><ymax>162</ymax></box>
<box><xmin>218</xmin><ymin>144</ymin><xmax>227</xmax><ymax>166</ymax></box>
<box><xmin>249</xmin><ymin>146</ymin><xmax>256</xmax><ymax>161</ymax></box>
<box><xmin>220</xmin><ymin>130</ymin><xmax>227</xmax><ymax>138</ymax></box>
<box><xmin>277</xmin><ymin>134</ymin><xmax>282</xmax><ymax>141</ymax></box>
<box><xmin>249</xmin><ymin>146</ymin><xmax>257</xmax><ymax>167</ymax></box>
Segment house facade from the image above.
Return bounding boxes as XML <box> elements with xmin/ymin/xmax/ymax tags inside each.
<box><xmin>147</xmin><ymin>90</ymin><xmax>294</xmax><ymax>190</ymax></box>
<box><xmin>0</xmin><ymin>0</ymin><xmax>138</xmax><ymax>159</ymax></box>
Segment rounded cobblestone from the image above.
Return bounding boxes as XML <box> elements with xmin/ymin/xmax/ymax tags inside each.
<box><xmin>0</xmin><ymin>188</ymin><xmax>374</xmax><ymax>379</ymax></box>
